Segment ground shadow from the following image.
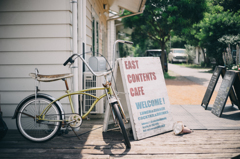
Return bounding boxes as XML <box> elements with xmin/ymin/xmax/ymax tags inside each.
<box><xmin>184</xmin><ymin>76</ymin><xmax>209</xmax><ymax>86</ymax></box>
<box><xmin>203</xmin><ymin>105</ymin><xmax>240</xmax><ymax>121</ymax></box>
<box><xmin>221</xmin><ymin>106</ymin><xmax>240</xmax><ymax>120</ymax></box>
<box><xmin>0</xmin><ymin>118</ymin><xmax>107</xmax><ymax>158</ymax></box>
<box><xmin>165</xmin><ymin>76</ymin><xmax>209</xmax><ymax>86</ymax></box>
<box><xmin>232</xmin><ymin>154</ymin><xmax>240</xmax><ymax>159</ymax></box>
<box><xmin>101</xmin><ymin>129</ymin><xmax>132</xmax><ymax>157</ymax></box>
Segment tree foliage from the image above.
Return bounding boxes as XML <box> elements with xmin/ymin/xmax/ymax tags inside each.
<box><xmin>122</xmin><ymin>0</ymin><xmax>207</xmax><ymax>71</ymax></box>
<box><xmin>183</xmin><ymin>1</ymin><xmax>240</xmax><ymax>65</ymax></box>
<box><xmin>213</xmin><ymin>0</ymin><xmax>240</xmax><ymax>13</ymax></box>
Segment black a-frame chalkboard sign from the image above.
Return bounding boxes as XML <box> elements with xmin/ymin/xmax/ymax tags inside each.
<box><xmin>234</xmin><ymin>73</ymin><xmax>240</xmax><ymax>110</ymax></box>
<box><xmin>201</xmin><ymin>66</ymin><xmax>226</xmax><ymax>109</ymax></box>
<box><xmin>201</xmin><ymin>66</ymin><xmax>240</xmax><ymax>111</ymax></box>
<box><xmin>211</xmin><ymin>71</ymin><xmax>240</xmax><ymax>117</ymax></box>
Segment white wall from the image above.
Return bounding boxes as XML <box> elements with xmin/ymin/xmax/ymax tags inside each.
<box><xmin>0</xmin><ymin>0</ymin><xmax>73</xmax><ymax>129</ymax></box>
<box><xmin>193</xmin><ymin>47</ymin><xmax>205</xmax><ymax>64</ymax></box>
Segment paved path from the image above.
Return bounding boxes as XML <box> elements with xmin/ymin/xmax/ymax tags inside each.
<box><xmin>167</xmin><ymin>63</ymin><xmax>240</xmax><ymax>130</ymax></box>
<box><xmin>171</xmin><ymin>104</ymin><xmax>240</xmax><ymax>130</ymax></box>
<box><xmin>168</xmin><ymin>63</ymin><xmax>223</xmax><ymax>91</ymax></box>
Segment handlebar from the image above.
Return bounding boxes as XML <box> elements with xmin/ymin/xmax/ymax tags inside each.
<box><xmin>63</xmin><ymin>54</ymin><xmax>75</xmax><ymax>66</ymax></box>
<box><xmin>63</xmin><ymin>40</ymin><xmax>133</xmax><ymax>77</ymax></box>
<box><xmin>63</xmin><ymin>54</ymin><xmax>112</xmax><ymax>77</ymax></box>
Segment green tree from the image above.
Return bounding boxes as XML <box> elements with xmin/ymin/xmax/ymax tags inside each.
<box><xmin>169</xmin><ymin>36</ymin><xmax>186</xmax><ymax>49</ymax></box>
<box><xmin>182</xmin><ymin>0</ymin><xmax>240</xmax><ymax>66</ymax></box>
<box><xmin>182</xmin><ymin>19</ymin><xmax>207</xmax><ymax>65</ymax></box>
<box><xmin>122</xmin><ymin>0</ymin><xmax>207</xmax><ymax>71</ymax></box>
<box><xmin>119</xmin><ymin>42</ymin><xmax>134</xmax><ymax>57</ymax></box>
<box><xmin>194</xmin><ymin>4</ymin><xmax>240</xmax><ymax>65</ymax></box>
<box><xmin>213</xmin><ymin>0</ymin><xmax>240</xmax><ymax>13</ymax></box>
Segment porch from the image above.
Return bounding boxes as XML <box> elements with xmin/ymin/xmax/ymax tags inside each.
<box><xmin>1</xmin><ymin>104</ymin><xmax>240</xmax><ymax>159</ymax></box>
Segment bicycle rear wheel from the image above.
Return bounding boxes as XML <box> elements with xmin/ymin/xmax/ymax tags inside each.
<box><xmin>16</xmin><ymin>95</ymin><xmax>62</xmax><ymax>142</ymax></box>
<box><xmin>112</xmin><ymin>103</ymin><xmax>131</xmax><ymax>148</ymax></box>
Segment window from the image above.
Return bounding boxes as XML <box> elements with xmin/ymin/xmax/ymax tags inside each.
<box><xmin>92</xmin><ymin>9</ymin><xmax>99</xmax><ymax>56</ymax></box>
<box><xmin>92</xmin><ymin>17</ymin><xmax>95</xmax><ymax>55</ymax></box>
<box><xmin>96</xmin><ymin>21</ymin><xmax>99</xmax><ymax>54</ymax></box>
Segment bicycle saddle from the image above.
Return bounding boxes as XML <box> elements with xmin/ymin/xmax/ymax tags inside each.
<box><xmin>29</xmin><ymin>73</ymin><xmax>73</xmax><ymax>82</ymax></box>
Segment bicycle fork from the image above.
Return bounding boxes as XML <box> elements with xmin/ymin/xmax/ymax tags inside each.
<box><xmin>103</xmin><ymin>83</ymin><xmax>128</xmax><ymax>126</ymax></box>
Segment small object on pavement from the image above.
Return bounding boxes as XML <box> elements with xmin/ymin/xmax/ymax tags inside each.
<box><xmin>173</xmin><ymin>121</ymin><xmax>192</xmax><ymax>135</ymax></box>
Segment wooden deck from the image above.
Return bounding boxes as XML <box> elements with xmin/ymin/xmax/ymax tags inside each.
<box><xmin>0</xmin><ymin>118</ymin><xmax>240</xmax><ymax>159</ymax></box>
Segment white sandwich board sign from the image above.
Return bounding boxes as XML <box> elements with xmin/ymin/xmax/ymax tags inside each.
<box><xmin>103</xmin><ymin>57</ymin><xmax>173</xmax><ymax>140</ymax></box>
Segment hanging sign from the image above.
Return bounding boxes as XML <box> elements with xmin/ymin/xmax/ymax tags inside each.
<box><xmin>107</xmin><ymin>57</ymin><xmax>173</xmax><ymax>140</ymax></box>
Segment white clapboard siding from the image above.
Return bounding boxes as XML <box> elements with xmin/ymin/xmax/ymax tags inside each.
<box><xmin>86</xmin><ymin>20</ymin><xmax>92</xmax><ymax>30</ymax></box>
<box><xmin>86</xmin><ymin>36</ymin><xmax>92</xmax><ymax>49</ymax></box>
<box><xmin>0</xmin><ymin>11</ymin><xmax>71</xmax><ymax>25</ymax></box>
<box><xmin>86</xmin><ymin>12</ymin><xmax>92</xmax><ymax>27</ymax></box>
<box><xmin>86</xmin><ymin>44</ymin><xmax>92</xmax><ymax>53</ymax></box>
<box><xmin>86</xmin><ymin>0</ymin><xmax>92</xmax><ymax>50</ymax></box>
<box><xmin>1</xmin><ymin>91</ymin><xmax>71</xmax><ymax>105</ymax></box>
<box><xmin>86</xmin><ymin>26</ymin><xmax>92</xmax><ymax>38</ymax></box>
<box><xmin>0</xmin><ymin>38</ymin><xmax>71</xmax><ymax>52</ymax></box>
<box><xmin>0</xmin><ymin>65</ymin><xmax>71</xmax><ymax>78</ymax></box>
<box><xmin>0</xmin><ymin>79</ymin><xmax>68</xmax><ymax>91</ymax></box>
<box><xmin>99</xmin><ymin>40</ymin><xmax>103</xmax><ymax>55</ymax></box>
<box><xmin>0</xmin><ymin>0</ymin><xmax>73</xmax><ymax>129</ymax></box>
<box><xmin>0</xmin><ymin>25</ymin><xmax>71</xmax><ymax>38</ymax></box>
<box><xmin>0</xmin><ymin>0</ymin><xmax>71</xmax><ymax>11</ymax></box>
<box><xmin>0</xmin><ymin>52</ymin><xmax>71</xmax><ymax>65</ymax></box>
<box><xmin>86</xmin><ymin>0</ymin><xmax>92</xmax><ymax>10</ymax></box>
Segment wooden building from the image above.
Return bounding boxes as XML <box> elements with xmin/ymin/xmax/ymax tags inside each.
<box><xmin>0</xmin><ymin>0</ymin><xmax>146</xmax><ymax>129</ymax></box>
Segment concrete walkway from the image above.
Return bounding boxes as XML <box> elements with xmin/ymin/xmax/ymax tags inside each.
<box><xmin>171</xmin><ymin>105</ymin><xmax>240</xmax><ymax>130</ymax></box>
<box><xmin>168</xmin><ymin>63</ymin><xmax>223</xmax><ymax>91</ymax></box>
<box><xmin>168</xmin><ymin>63</ymin><xmax>240</xmax><ymax>130</ymax></box>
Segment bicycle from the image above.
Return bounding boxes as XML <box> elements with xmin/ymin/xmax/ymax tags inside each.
<box><xmin>12</xmin><ymin>40</ymin><xmax>133</xmax><ymax>148</ymax></box>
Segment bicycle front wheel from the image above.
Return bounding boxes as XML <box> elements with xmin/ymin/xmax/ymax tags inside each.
<box><xmin>16</xmin><ymin>95</ymin><xmax>62</xmax><ymax>142</ymax></box>
<box><xmin>112</xmin><ymin>103</ymin><xmax>131</xmax><ymax>148</ymax></box>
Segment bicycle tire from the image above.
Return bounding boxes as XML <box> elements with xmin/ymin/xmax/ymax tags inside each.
<box><xmin>112</xmin><ymin>103</ymin><xmax>131</xmax><ymax>148</ymax></box>
<box><xmin>16</xmin><ymin>95</ymin><xmax>62</xmax><ymax>142</ymax></box>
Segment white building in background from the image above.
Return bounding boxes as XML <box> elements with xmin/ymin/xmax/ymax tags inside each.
<box><xmin>194</xmin><ymin>47</ymin><xmax>205</xmax><ymax>64</ymax></box>
<box><xmin>0</xmin><ymin>0</ymin><xmax>146</xmax><ymax>129</ymax></box>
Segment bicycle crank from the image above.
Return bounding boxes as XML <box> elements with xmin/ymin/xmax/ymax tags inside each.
<box><xmin>68</xmin><ymin>114</ymin><xmax>82</xmax><ymax>128</ymax></box>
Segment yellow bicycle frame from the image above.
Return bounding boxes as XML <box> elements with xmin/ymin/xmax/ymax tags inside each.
<box><xmin>38</xmin><ymin>85</ymin><xmax>114</xmax><ymax>122</ymax></box>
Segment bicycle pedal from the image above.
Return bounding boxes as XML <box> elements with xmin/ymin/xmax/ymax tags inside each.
<box><xmin>61</xmin><ymin>121</ymin><xmax>67</xmax><ymax>128</ymax></box>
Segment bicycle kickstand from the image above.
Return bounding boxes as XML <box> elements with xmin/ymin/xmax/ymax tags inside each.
<box><xmin>70</xmin><ymin>126</ymin><xmax>81</xmax><ymax>140</ymax></box>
